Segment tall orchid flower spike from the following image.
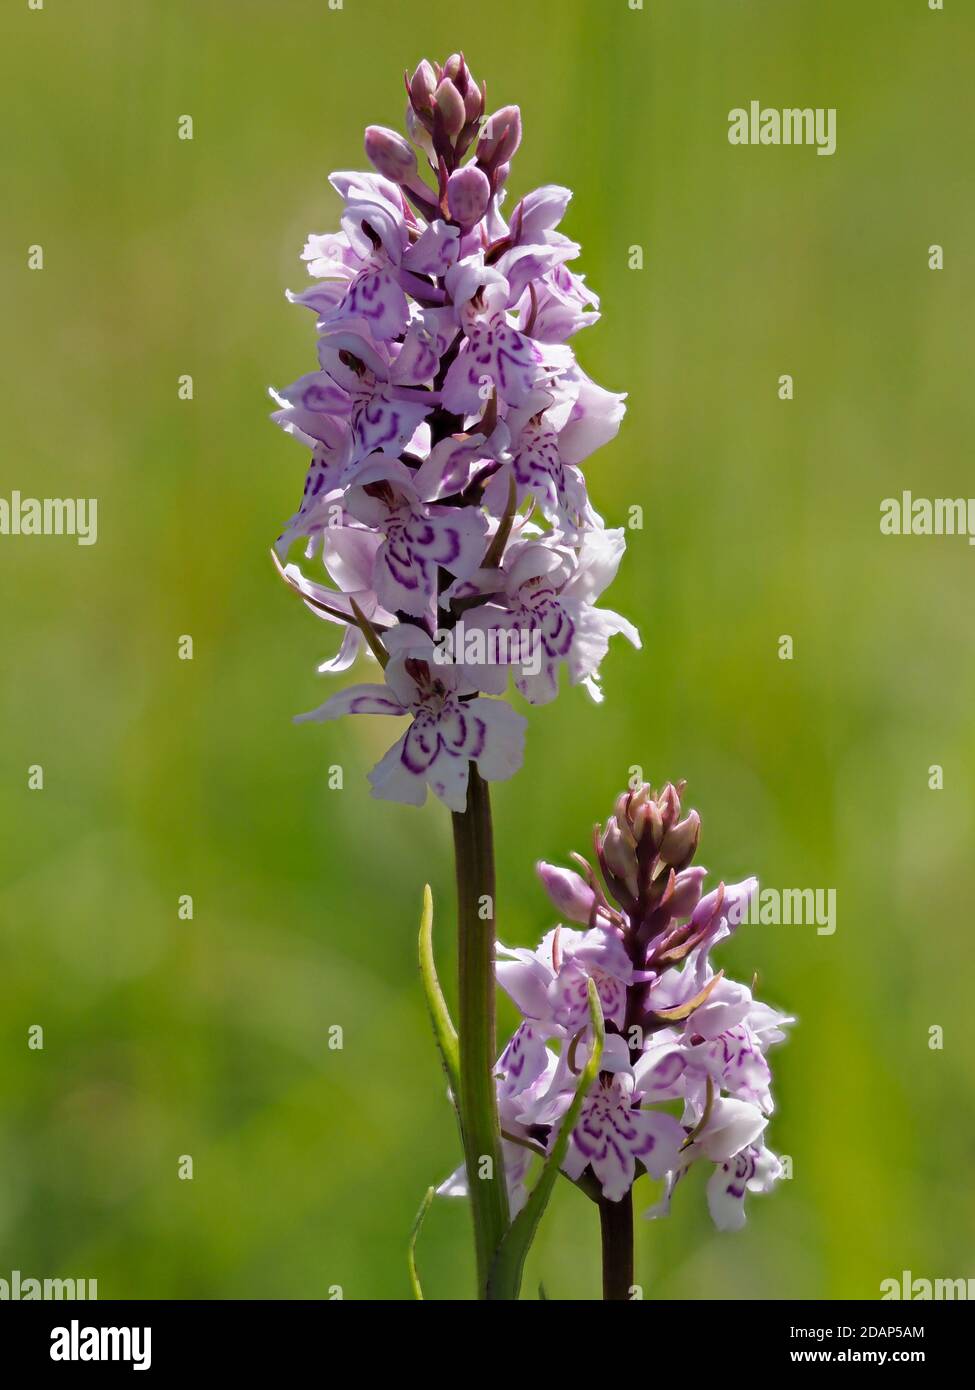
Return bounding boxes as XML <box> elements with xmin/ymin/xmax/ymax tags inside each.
<box><xmin>271</xmin><ymin>54</ymin><xmax>764</xmax><ymax>1303</ymax></box>
<box><xmin>271</xmin><ymin>53</ymin><xmax>635</xmax><ymax>759</ymax></box>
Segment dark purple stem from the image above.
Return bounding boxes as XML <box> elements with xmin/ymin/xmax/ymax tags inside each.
<box><xmin>598</xmin><ymin>1191</ymin><xmax>634</xmax><ymax>1301</ymax></box>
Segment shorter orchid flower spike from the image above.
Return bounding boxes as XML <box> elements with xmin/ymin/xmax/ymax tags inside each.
<box><xmin>438</xmin><ymin>776</ymin><xmax>792</xmax><ymax>1226</ymax></box>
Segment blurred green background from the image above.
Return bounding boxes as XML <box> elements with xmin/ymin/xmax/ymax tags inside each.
<box><xmin>1</xmin><ymin>0</ymin><xmax>972</xmax><ymax>1300</ymax></box>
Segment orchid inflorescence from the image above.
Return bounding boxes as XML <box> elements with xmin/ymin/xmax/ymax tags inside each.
<box><xmin>271</xmin><ymin>52</ymin><xmax>637</xmax><ymax>813</ymax></box>
<box><xmin>443</xmin><ymin>778</ymin><xmax>792</xmax><ymax>1231</ymax></box>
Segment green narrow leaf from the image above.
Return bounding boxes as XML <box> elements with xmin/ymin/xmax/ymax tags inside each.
<box><xmin>487</xmin><ymin>978</ymin><xmax>605</xmax><ymax>1300</ymax></box>
<box><xmin>408</xmin><ymin>1186</ymin><xmax>435</xmax><ymax>1300</ymax></box>
<box><xmin>418</xmin><ymin>884</ymin><xmax>460</xmax><ymax>1100</ymax></box>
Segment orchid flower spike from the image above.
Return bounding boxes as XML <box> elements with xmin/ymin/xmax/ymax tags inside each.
<box><xmin>270</xmin><ymin>55</ymin><xmax>636</xmax><ymax>812</ymax></box>
<box><xmin>440</xmin><ymin>778</ymin><xmax>793</xmax><ymax>1230</ymax></box>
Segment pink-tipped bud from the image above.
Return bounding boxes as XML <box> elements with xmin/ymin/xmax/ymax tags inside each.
<box><xmin>464</xmin><ymin>81</ymin><xmax>484</xmax><ymax>126</ymax></box>
<box><xmin>657</xmin><ymin>781</ymin><xmax>683</xmax><ymax>831</ymax></box>
<box><xmin>446</xmin><ymin>164</ymin><xmax>491</xmax><ymax>228</ymax></box>
<box><xmin>660</xmin><ymin>810</ymin><xmax>701</xmax><ymax>870</ymax></box>
<box><xmin>409</xmin><ymin>60</ymin><xmax>438</xmax><ymax>123</ymax></box>
<box><xmin>644</xmin><ymin>797</ymin><xmax>664</xmax><ymax>848</ymax></box>
<box><xmin>667</xmin><ymin>865</ymin><xmax>708</xmax><ymax>920</ymax></box>
<box><xmin>602</xmin><ymin>819</ymin><xmax>639</xmax><ymax>900</ymax></box>
<box><xmin>364</xmin><ymin>125</ymin><xmax>418</xmax><ymax>184</ymax></box>
<box><xmin>442</xmin><ymin>52</ymin><xmax>470</xmax><ymax>95</ymax></box>
<box><xmin>477</xmin><ymin>105</ymin><xmax>522</xmax><ymax>169</ymax></box>
<box><xmin>536</xmin><ymin>862</ymin><xmax>597</xmax><ymax>926</ymax></box>
<box><xmin>435</xmin><ymin>77</ymin><xmax>467</xmax><ymax>140</ymax></box>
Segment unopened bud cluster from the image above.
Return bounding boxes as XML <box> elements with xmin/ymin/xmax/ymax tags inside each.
<box><xmin>597</xmin><ymin>781</ymin><xmax>701</xmax><ymax>912</ymax></box>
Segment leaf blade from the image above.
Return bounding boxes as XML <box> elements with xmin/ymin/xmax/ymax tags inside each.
<box><xmin>407</xmin><ymin>1186</ymin><xmax>435</xmax><ymax>1300</ymax></box>
<box><xmin>418</xmin><ymin>884</ymin><xmax>460</xmax><ymax>1101</ymax></box>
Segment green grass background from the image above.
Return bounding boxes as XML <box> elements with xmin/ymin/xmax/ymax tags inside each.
<box><xmin>1</xmin><ymin>0</ymin><xmax>972</xmax><ymax>1299</ymax></box>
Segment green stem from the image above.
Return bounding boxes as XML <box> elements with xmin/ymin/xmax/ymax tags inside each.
<box><xmin>598</xmin><ymin>1191</ymin><xmax>634</xmax><ymax>1301</ymax></box>
<box><xmin>452</xmin><ymin>766</ymin><xmax>510</xmax><ymax>1297</ymax></box>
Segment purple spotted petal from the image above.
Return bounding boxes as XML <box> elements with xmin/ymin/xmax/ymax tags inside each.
<box><xmin>441</xmin><ymin>315</ymin><xmax>539</xmax><ymax>415</ymax></box>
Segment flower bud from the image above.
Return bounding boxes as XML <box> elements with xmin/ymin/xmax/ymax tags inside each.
<box><xmin>442</xmin><ymin>52</ymin><xmax>470</xmax><ymax>95</ymax></box>
<box><xmin>446</xmin><ymin>164</ymin><xmax>491</xmax><ymax>229</ymax></box>
<box><xmin>536</xmin><ymin>861</ymin><xmax>596</xmax><ymax>925</ymax></box>
<box><xmin>620</xmin><ymin>783</ymin><xmax>663</xmax><ymax>851</ymax></box>
<box><xmin>601</xmin><ymin>818</ymin><xmax>639</xmax><ymax>900</ymax></box>
<box><xmin>435</xmin><ymin>77</ymin><xmax>467</xmax><ymax>140</ymax></box>
<box><xmin>667</xmin><ymin>865</ymin><xmax>708</xmax><ymax>920</ymax></box>
<box><xmin>409</xmin><ymin>59</ymin><xmax>437</xmax><ymax>107</ymax></box>
<box><xmin>364</xmin><ymin>125</ymin><xmax>418</xmax><ymax>184</ymax></box>
<box><xmin>630</xmin><ymin>800</ymin><xmax>651</xmax><ymax>843</ymax></box>
<box><xmin>644</xmin><ymin>797</ymin><xmax>664</xmax><ymax>849</ymax></box>
<box><xmin>476</xmin><ymin>105</ymin><xmax>522</xmax><ymax>170</ymax></box>
<box><xmin>657</xmin><ymin>782</ymin><xmax>682</xmax><ymax>831</ymax></box>
<box><xmin>660</xmin><ymin>810</ymin><xmax>701</xmax><ymax>870</ymax></box>
<box><xmin>408</xmin><ymin>60</ymin><xmax>438</xmax><ymax>127</ymax></box>
<box><xmin>464</xmin><ymin>81</ymin><xmax>484</xmax><ymax>126</ymax></box>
